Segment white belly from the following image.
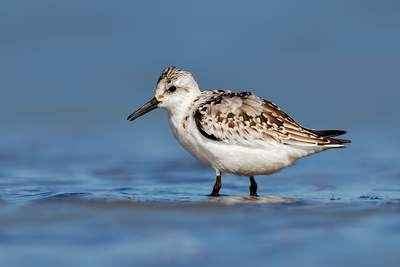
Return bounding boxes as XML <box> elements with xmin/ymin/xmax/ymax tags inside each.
<box><xmin>169</xmin><ymin>115</ymin><xmax>323</xmax><ymax>177</ymax></box>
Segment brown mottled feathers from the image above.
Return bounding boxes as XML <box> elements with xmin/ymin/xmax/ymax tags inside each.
<box><xmin>193</xmin><ymin>90</ymin><xmax>351</xmax><ymax>147</ymax></box>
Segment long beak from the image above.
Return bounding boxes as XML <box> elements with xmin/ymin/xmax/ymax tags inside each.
<box><xmin>127</xmin><ymin>97</ymin><xmax>160</xmax><ymax>121</ymax></box>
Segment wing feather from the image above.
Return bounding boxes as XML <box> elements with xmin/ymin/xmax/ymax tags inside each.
<box><xmin>193</xmin><ymin>90</ymin><xmax>351</xmax><ymax>148</ymax></box>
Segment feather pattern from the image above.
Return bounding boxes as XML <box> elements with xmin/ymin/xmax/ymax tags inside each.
<box><xmin>193</xmin><ymin>90</ymin><xmax>351</xmax><ymax>148</ymax></box>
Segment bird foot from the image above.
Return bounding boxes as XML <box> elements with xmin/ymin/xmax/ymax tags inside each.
<box><xmin>210</xmin><ymin>191</ymin><xmax>220</xmax><ymax>197</ymax></box>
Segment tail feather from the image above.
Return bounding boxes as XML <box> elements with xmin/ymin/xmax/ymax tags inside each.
<box><xmin>331</xmin><ymin>138</ymin><xmax>352</xmax><ymax>144</ymax></box>
<box><xmin>304</xmin><ymin>128</ymin><xmax>352</xmax><ymax>145</ymax></box>
<box><xmin>305</xmin><ymin>128</ymin><xmax>347</xmax><ymax>138</ymax></box>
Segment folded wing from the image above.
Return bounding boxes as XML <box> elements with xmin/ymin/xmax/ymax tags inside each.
<box><xmin>193</xmin><ymin>90</ymin><xmax>351</xmax><ymax>148</ymax></box>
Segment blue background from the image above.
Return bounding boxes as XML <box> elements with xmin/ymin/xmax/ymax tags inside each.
<box><xmin>1</xmin><ymin>0</ymin><xmax>399</xmax><ymax>161</ymax></box>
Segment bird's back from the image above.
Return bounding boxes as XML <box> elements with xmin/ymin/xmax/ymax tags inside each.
<box><xmin>193</xmin><ymin>90</ymin><xmax>351</xmax><ymax>149</ymax></box>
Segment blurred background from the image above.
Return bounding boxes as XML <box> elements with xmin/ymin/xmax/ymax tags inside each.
<box><xmin>1</xmin><ymin>1</ymin><xmax>400</xmax><ymax>266</ymax></box>
<box><xmin>1</xmin><ymin>0</ymin><xmax>399</xmax><ymax>160</ymax></box>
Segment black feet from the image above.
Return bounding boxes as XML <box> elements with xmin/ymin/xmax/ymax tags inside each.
<box><xmin>211</xmin><ymin>174</ymin><xmax>222</xmax><ymax>197</ymax></box>
<box><xmin>249</xmin><ymin>176</ymin><xmax>258</xmax><ymax>197</ymax></box>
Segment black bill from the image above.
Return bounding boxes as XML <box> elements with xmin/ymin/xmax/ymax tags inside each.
<box><xmin>127</xmin><ymin>97</ymin><xmax>160</xmax><ymax>121</ymax></box>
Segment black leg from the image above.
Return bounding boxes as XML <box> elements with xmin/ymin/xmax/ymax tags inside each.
<box><xmin>249</xmin><ymin>176</ymin><xmax>258</xmax><ymax>196</ymax></box>
<box><xmin>211</xmin><ymin>173</ymin><xmax>222</xmax><ymax>197</ymax></box>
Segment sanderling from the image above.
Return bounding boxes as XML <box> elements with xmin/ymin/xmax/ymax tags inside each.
<box><xmin>128</xmin><ymin>66</ymin><xmax>351</xmax><ymax>197</ymax></box>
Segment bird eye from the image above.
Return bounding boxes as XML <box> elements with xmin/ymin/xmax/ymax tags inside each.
<box><xmin>168</xmin><ymin>86</ymin><xmax>176</xmax><ymax>92</ymax></box>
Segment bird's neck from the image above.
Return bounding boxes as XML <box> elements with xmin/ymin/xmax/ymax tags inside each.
<box><xmin>166</xmin><ymin>92</ymin><xmax>200</xmax><ymax>139</ymax></box>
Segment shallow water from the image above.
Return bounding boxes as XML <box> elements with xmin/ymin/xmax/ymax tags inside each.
<box><xmin>1</xmin><ymin>130</ymin><xmax>400</xmax><ymax>267</ymax></box>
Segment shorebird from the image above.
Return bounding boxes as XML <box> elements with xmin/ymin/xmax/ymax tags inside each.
<box><xmin>127</xmin><ymin>66</ymin><xmax>351</xmax><ymax>196</ymax></box>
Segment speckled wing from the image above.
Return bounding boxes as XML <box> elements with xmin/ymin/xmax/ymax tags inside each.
<box><xmin>193</xmin><ymin>90</ymin><xmax>351</xmax><ymax>148</ymax></box>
